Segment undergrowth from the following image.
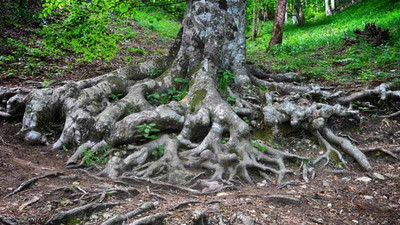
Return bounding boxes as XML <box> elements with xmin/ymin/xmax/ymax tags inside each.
<box><xmin>247</xmin><ymin>0</ymin><xmax>400</xmax><ymax>84</ymax></box>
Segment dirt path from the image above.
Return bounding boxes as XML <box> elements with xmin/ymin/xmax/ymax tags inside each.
<box><xmin>1</xmin><ymin>117</ymin><xmax>399</xmax><ymax>225</ymax></box>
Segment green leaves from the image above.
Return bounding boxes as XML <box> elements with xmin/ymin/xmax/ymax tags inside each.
<box><xmin>136</xmin><ymin>123</ymin><xmax>160</xmax><ymax>140</ymax></box>
<box><xmin>217</xmin><ymin>70</ymin><xmax>236</xmax><ymax>97</ymax></box>
<box><xmin>251</xmin><ymin>140</ymin><xmax>268</xmax><ymax>153</ymax></box>
<box><xmin>152</xmin><ymin>145</ymin><xmax>165</xmax><ymax>159</ymax></box>
<box><xmin>108</xmin><ymin>93</ymin><xmax>124</xmax><ymax>101</ymax></box>
<box><xmin>82</xmin><ymin>146</ymin><xmax>110</xmax><ymax>167</ymax></box>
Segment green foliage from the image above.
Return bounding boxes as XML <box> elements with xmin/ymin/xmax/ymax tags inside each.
<box><xmin>217</xmin><ymin>70</ymin><xmax>236</xmax><ymax>97</ymax></box>
<box><xmin>108</xmin><ymin>93</ymin><xmax>124</xmax><ymax>101</ymax></box>
<box><xmin>152</xmin><ymin>145</ymin><xmax>165</xmax><ymax>159</ymax></box>
<box><xmin>251</xmin><ymin>140</ymin><xmax>268</xmax><ymax>153</ymax></box>
<box><xmin>227</xmin><ymin>96</ymin><xmax>237</xmax><ymax>104</ymax></box>
<box><xmin>82</xmin><ymin>146</ymin><xmax>110</xmax><ymax>167</ymax></box>
<box><xmin>150</xmin><ymin>68</ymin><xmax>163</xmax><ymax>77</ymax></box>
<box><xmin>145</xmin><ymin>78</ymin><xmax>188</xmax><ymax>105</ymax></box>
<box><xmin>247</xmin><ymin>0</ymin><xmax>400</xmax><ymax>84</ymax></box>
<box><xmin>135</xmin><ymin>123</ymin><xmax>160</xmax><ymax>140</ymax></box>
<box><xmin>42</xmin><ymin>80</ymin><xmax>52</xmax><ymax>88</ymax></box>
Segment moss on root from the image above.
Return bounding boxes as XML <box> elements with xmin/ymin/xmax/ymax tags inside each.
<box><xmin>190</xmin><ymin>89</ymin><xmax>207</xmax><ymax>113</ymax></box>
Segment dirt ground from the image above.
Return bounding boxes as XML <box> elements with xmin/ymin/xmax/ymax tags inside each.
<box><xmin>1</xmin><ymin>108</ymin><xmax>399</xmax><ymax>225</ymax></box>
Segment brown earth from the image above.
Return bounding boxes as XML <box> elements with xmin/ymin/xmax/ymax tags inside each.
<box><xmin>0</xmin><ymin>109</ymin><xmax>399</xmax><ymax>224</ymax></box>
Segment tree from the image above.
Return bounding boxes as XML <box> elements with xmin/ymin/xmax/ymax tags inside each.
<box><xmin>1</xmin><ymin>0</ymin><xmax>382</xmax><ymax>192</ymax></box>
<box><xmin>293</xmin><ymin>0</ymin><xmax>305</xmax><ymax>26</ymax></box>
<box><xmin>269</xmin><ymin>0</ymin><xmax>287</xmax><ymax>49</ymax></box>
<box><xmin>325</xmin><ymin>0</ymin><xmax>333</xmax><ymax>16</ymax></box>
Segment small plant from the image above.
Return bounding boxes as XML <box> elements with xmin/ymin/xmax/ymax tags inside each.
<box><xmin>152</xmin><ymin>145</ymin><xmax>165</xmax><ymax>159</ymax></box>
<box><xmin>62</xmin><ymin>145</ymin><xmax>69</xmax><ymax>152</ymax></box>
<box><xmin>136</xmin><ymin>123</ymin><xmax>160</xmax><ymax>140</ymax></box>
<box><xmin>42</xmin><ymin>80</ymin><xmax>52</xmax><ymax>88</ymax></box>
<box><xmin>251</xmin><ymin>140</ymin><xmax>268</xmax><ymax>153</ymax></box>
<box><xmin>227</xmin><ymin>96</ymin><xmax>236</xmax><ymax>104</ymax></box>
<box><xmin>217</xmin><ymin>70</ymin><xmax>236</xmax><ymax>96</ymax></box>
<box><xmin>146</xmin><ymin>92</ymin><xmax>161</xmax><ymax>105</ymax></box>
<box><xmin>82</xmin><ymin>147</ymin><xmax>110</xmax><ymax>167</ymax></box>
<box><xmin>150</xmin><ymin>68</ymin><xmax>163</xmax><ymax>77</ymax></box>
<box><xmin>108</xmin><ymin>93</ymin><xmax>124</xmax><ymax>101</ymax></box>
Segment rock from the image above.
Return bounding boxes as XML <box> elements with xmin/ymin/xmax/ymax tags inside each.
<box><xmin>364</xmin><ymin>195</ymin><xmax>373</xmax><ymax>200</ymax></box>
<box><xmin>217</xmin><ymin>192</ymin><xmax>229</xmax><ymax>197</ymax></box>
<box><xmin>341</xmin><ymin>177</ymin><xmax>351</xmax><ymax>182</ymax></box>
<box><xmin>372</xmin><ymin>173</ymin><xmax>385</xmax><ymax>180</ymax></box>
<box><xmin>355</xmin><ymin>177</ymin><xmax>372</xmax><ymax>183</ymax></box>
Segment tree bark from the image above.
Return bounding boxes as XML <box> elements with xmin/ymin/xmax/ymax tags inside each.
<box><xmin>325</xmin><ymin>0</ymin><xmax>333</xmax><ymax>16</ymax></box>
<box><xmin>293</xmin><ymin>0</ymin><xmax>305</xmax><ymax>26</ymax></box>
<box><xmin>268</xmin><ymin>0</ymin><xmax>287</xmax><ymax>49</ymax></box>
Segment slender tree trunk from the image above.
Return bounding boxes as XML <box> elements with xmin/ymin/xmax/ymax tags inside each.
<box><xmin>331</xmin><ymin>0</ymin><xmax>336</xmax><ymax>12</ymax></box>
<box><xmin>251</xmin><ymin>0</ymin><xmax>260</xmax><ymax>40</ymax></box>
<box><xmin>293</xmin><ymin>0</ymin><xmax>305</xmax><ymax>26</ymax></box>
<box><xmin>325</xmin><ymin>0</ymin><xmax>332</xmax><ymax>16</ymax></box>
<box><xmin>284</xmin><ymin>2</ymin><xmax>288</xmax><ymax>23</ymax></box>
<box><xmin>258</xmin><ymin>5</ymin><xmax>268</xmax><ymax>37</ymax></box>
<box><xmin>268</xmin><ymin>0</ymin><xmax>287</xmax><ymax>49</ymax></box>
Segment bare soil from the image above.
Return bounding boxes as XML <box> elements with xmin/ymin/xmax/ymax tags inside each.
<box><xmin>1</xmin><ymin>111</ymin><xmax>399</xmax><ymax>224</ymax></box>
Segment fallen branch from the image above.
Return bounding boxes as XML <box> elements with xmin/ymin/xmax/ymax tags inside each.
<box><xmin>380</xmin><ymin>111</ymin><xmax>400</xmax><ymax>118</ymax></box>
<box><xmin>101</xmin><ymin>202</ymin><xmax>157</xmax><ymax>225</ymax></box>
<box><xmin>360</xmin><ymin>146</ymin><xmax>399</xmax><ymax>159</ymax></box>
<box><xmin>4</xmin><ymin>172</ymin><xmax>63</xmax><ymax>198</ymax></box>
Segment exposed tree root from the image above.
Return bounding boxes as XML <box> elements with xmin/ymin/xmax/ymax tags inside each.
<box><xmin>236</xmin><ymin>212</ymin><xmax>255</xmax><ymax>225</ymax></box>
<box><xmin>45</xmin><ymin>202</ymin><xmax>122</xmax><ymax>225</ymax></box>
<box><xmin>4</xmin><ymin>172</ymin><xmax>63</xmax><ymax>198</ymax></box>
<box><xmin>169</xmin><ymin>201</ymin><xmax>201</xmax><ymax>211</ymax></box>
<box><xmin>1</xmin><ymin>0</ymin><xmax>398</xmax><ymax>192</ymax></box>
<box><xmin>237</xmin><ymin>194</ymin><xmax>301</xmax><ymax>205</ymax></box>
<box><xmin>0</xmin><ymin>214</ymin><xmax>17</xmax><ymax>225</ymax></box>
<box><xmin>101</xmin><ymin>202</ymin><xmax>157</xmax><ymax>225</ymax></box>
<box><xmin>129</xmin><ymin>213</ymin><xmax>168</xmax><ymax>225</ymax></box>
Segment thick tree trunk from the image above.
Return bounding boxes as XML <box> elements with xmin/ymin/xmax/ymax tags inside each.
<box><xmin>268</xmin><ymin>0</ymin><xmax>287</xmax><ymax>49</ymax></box>
<box><xmin>0</xmin><ymin>0</ymin><xmax>381</xmax><ymax>192</ymax></box>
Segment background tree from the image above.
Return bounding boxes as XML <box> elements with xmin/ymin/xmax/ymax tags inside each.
<box><xmin>268</xmin><ymin>0</ymin><xmax>288</xmax><ymax>48</ymax></box>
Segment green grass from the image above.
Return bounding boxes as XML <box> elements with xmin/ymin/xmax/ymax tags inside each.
<box><xmin>247</xmin><ymin>0</ymin><xmax>400</xmax><ymax>84</ymax></box>
<box><xmin>131</xmin><ymin>10</ymin><xmax>180</xmax><ymax>39</ymax></box>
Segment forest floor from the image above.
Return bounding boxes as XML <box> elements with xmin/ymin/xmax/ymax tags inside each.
<box><xmin>1</xmin><ymin>106</ymin><xmax>400</xmax><ymax>224</ymax></box>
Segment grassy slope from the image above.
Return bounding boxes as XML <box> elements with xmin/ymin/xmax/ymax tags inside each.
<box><xmin>247</xmin><ymin>0</ymin><xmax>400</xmax><ymax>84</ymax></box>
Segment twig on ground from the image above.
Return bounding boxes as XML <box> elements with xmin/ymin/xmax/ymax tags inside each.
<box><xmin>4</xmin><ymin>172</ymin><xmax>63</xmax><ymax>198</ymax></box>
<box><xmin>146</xmin><ymin>186</ymin><xmax>167</xmax><ymax>201</ymax></box>
<box><xmin>169</xmin><ymin>200</ymin><xmax>201</xmax><ymax>211</ymax></box>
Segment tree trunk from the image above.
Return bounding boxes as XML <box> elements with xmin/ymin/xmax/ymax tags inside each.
<box><xmin>325</xmin><ymin>0</ymin><xmax>333</xmax><ymax>16</ymax></box>
<box><xmin>293</xmin><ymin>0</ymin><xmax>305</xmax><ymax>26</ymax></box>
<box><xmin>251</xmin><ymin>0</ymin><xmax>260</xmax><ymax>40</ymax></box>
<box><xmin>0</xmin><ymin>0</ymin><xmax>377</xmax><ymax>192</ymax></box>
<box><xmin>268</xmin><ymin>0</ymin><xmax>287</xmax><ymax>49</ymax></box>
